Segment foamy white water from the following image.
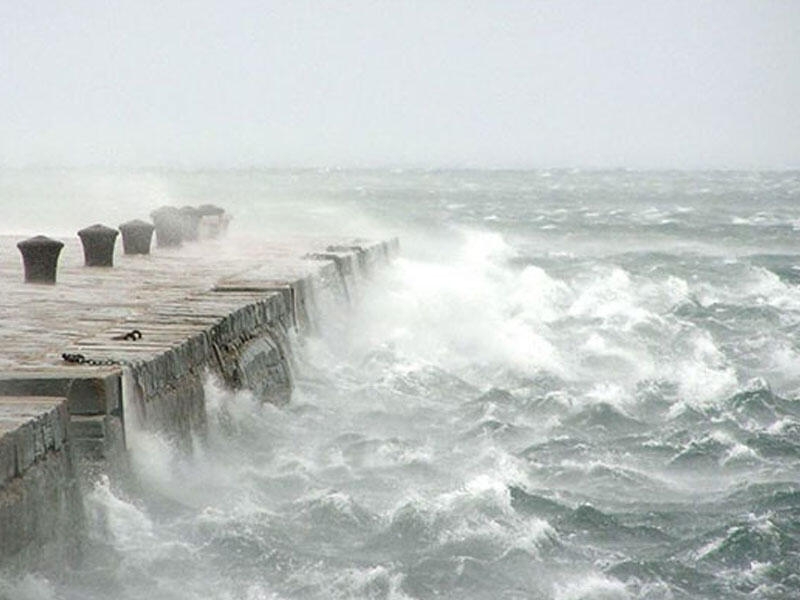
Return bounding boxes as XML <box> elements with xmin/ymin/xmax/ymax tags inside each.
<box><xmin>2</xmin><ymin>168</ymin><xmax>800</xmax><ymax>599</ymax></box>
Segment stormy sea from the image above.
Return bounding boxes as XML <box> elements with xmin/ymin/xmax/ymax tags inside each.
<box><xmin>2</xmin><ymin>168</ymin><xmax>800</xmax><ymax>599</ymax></box>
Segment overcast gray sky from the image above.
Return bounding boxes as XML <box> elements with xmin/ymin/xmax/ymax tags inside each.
<box><xmin>1</xmin><ymin>1</ymin><xmax>798</xmax><ymax>169</ymax></box>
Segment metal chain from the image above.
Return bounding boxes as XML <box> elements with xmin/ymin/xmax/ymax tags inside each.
<box><xmin>62</xmin><ymin>353</ymin><xmax>128</xmax><ymax>366</ymax></box>
<box><xmin>62</xmin><ymin>330</ymin><xmax>141</xmax><ymax>366</ymax></box>
<box><xmin>112</xmin><ymin>329</ymin><xmax>143</xmax><ymax>341</ymax></box>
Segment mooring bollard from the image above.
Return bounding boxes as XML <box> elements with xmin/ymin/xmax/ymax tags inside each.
<box><xmin>179</xmin><ymin>206</ymin><xmax>201</xmax><ymax>241</ymax></box>
<box><xmin>16</xmin><ymin>235</ymin><xmax>65</xmax><ymax>284</ymax></box>
<box><xmin>197</xmin><ymin>204</ymin><xmax>226</xmax><ymax>238</ymax></box>
<box><xmin>119</xmin><ymin>219</ymin><xmax>155</xmax><ymax>255</ymax></box>
<box><xmin>150</xmin><ymin>206</ymin><xmax>183</xmax><ymax>247</ymax></box>
<box><xmin>77</xmin><ymin>224</ymin><xmax>119</xmax><ymax>267</ymax></box>
<box><xmin>197</xmin><ymin>204</ymin><xmax>224</xmax><ymax>217</ymax></box>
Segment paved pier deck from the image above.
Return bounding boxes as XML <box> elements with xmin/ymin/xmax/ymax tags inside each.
<box><xmin>0</xmin><ymin>234</ymin><xmax>378</xmax><ymax>369</ymax></box>
<box><xmin>0</xmin><ymin>230</ymin><xmax>397</xmax><ymax>561</ymax></box>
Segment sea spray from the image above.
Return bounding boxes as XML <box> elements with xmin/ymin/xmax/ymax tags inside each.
<box><xmin>2</xmin><ymin>168</ymin><xmax>800</xmax><ymax>599</ymax></box>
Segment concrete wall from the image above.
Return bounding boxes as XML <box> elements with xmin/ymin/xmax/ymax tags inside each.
<box><xmin>122</xmin><ymin>289</ymin><xmax>295</xmax><ymax>444</ymax></box>
<box><xmin>0</xmin><ymin>369</ymin><xmax>124</xmax><ymax>467</ymax></box>
<box><xmin>0</xmin><ymin>397</ymin><xmax>83</xmax><ymax>567</ymax></box>
<box><xmin>0</xmin><ymin>237</ymin><xmax>399</xmax><ymax>564</ymax></box>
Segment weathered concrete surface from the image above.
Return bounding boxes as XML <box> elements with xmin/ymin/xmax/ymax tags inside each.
<box><xmin>0</xmin><ymin>234</ymin><xmax>388</xmax><ymax>370</ymax></box>
<box><xmin>0</xmin><ymin>234</ymin><xmax>396</xmax><ymax>425</ymax></box>
<box><xmin>0</xmin><ymin>369</ymin><xmax>122</xmax><ymax>416</ymax></box>
<box><xmin>0</xmin><ymin>397</ymin><xmax>69</xmax><ymax>486</ymax></box>
<box><xmin>0</xmin><ymin>231</ymin><xmax>398</xmax><ymax>563</ymax></box>
<box><xmin>0</xmin><ymin>397</ymin><xmax>83</xmax><ymax>565</ymax></box>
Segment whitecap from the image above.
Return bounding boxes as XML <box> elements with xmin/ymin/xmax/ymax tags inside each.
<box><xmin>554</xmin><ymin>573</ymin><xmax>629</xmax><ymax>600</ymax></box>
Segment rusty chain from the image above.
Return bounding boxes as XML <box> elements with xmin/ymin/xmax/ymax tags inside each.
<box><xmin>61</xmin><ymin>353</ymin><xmax>127</xmax><ymax>366</ymax></box>
<box><xmin>61</xmin><ymin>329</ymin><xmax>143</xmax><ymax>366</ymax></box>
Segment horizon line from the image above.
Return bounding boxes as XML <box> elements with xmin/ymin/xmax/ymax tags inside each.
<box><xmin>1</xmin><ymin>163</ymin><xmax>799</xmax><ymax>173</ymax></box>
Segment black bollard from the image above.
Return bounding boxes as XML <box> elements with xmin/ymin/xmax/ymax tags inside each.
<box><xmin>179</xmin><ymin>206</ymin><xmax>201</xmax><ymax>241</ymax></box>
<box><xmin>150</xmin><ymin>206</ymin><xmax>183</xmax><ymax>247</ymax></box>
<box><xmin>16</xmin><ymin>235</ymin><xmax>65</xmax><ymax>284</ymax></box>
<box><xmin>119</xmin><ymin>219</ymin><xmax>155</xmax><ymax>255</ymax></box>
<box><xmin>77</xmin><ymin>224</ymin><xmax>119</xmax><ymax>267</ymax></box>
<box><xmin>197</xmin><ymin>204</ymin><xmax>226</xmax><ymax>238</ymax></box>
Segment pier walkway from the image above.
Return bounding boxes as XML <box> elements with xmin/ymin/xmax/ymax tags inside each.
<box><xmin>0</xmin><ymin>230</ymin><xmax>397</xmax><ymax>562</ymax></box>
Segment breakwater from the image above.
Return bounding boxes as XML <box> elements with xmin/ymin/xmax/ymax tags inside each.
<box><xmin>0</xmin><ymin>229</ymin><xmax>398</xmax><ymax>565</ymax></box>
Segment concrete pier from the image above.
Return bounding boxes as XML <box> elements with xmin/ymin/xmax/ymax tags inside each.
<box><xmin>0</xmin><ymin>231</ymin><xmax>398</xmax><ymax>562</ymax></box>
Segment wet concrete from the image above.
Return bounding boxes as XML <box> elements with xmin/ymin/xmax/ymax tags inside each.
<box><xmin>0</xmin><ymin>232</ymin><xmax>398</xmax><ymax>561</ymax></box>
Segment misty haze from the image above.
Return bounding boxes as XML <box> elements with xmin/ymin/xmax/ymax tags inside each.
<box><xmin>1</xmin><ymin>2</ymin><xmax>800</xmax><ymax>600</ymax></box>
<box><xmin>1</xmin><ymin>1</ymin><xmax>798</xmax><ymax>169</ymax></box>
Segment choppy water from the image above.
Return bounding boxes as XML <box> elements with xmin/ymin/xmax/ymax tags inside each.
<box><xmin>2</xmin><ymin>169</ymin><xmax>800</xmax><ymax>599</ymax></box>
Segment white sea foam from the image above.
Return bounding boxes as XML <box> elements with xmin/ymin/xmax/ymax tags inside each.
<box><xmin>344</xmin><ymin>229</ymin><xmax>568</xmax><ymax>379</ymax></box>
<box><xmin>0</xmin><ymin>575</ymin><xmax>57</xmax><ymax>600</ymax></box>
<box><xmin>672</xmin><ymin>331</ymin><xmax>738</xmax><ymax>406</ymax></box>
<box><xmin>85</xmin><ymin>475</ymin><xmax>154</xmax><ymax>549</ymax></box>
<box><xmin>293</xmin><ymin>565</ymin><xmax>413</xmax><ymax>600</ymax></box>
<box><xmin>6</xmin><ymin>169</ymin><xmax>800</xmax><ymax>599</ymax></box>
<box><xmin>718</xmin><ymin>436</ymin><xmax>760</xmax><ymax>465</ymax></box>
<box><xmin>554</xmin><ymin>574</ymin><xmax>630</xmax><ymax>600</ymax></box>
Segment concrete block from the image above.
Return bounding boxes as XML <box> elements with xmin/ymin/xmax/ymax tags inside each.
<box><xmin>0</xmin><ymin>423</ymin><xmax>16</xmax><ymax>485</ymax></box>
<box><xmin>0</xmin><ymin>370</ymin><xmax>122</xmax><ymax>417</ymax></box>
<box><xmin>72</xmin><ymin>437</ymin><xmax>106</xmax><ymax>461</ymax></box>
<box><xmin>0</xmin><ymin>398</ymin><xmax>68</xmax><ymax>480</ymax></box>
<box><xmin>31</xmin><ymin>415</ymin><xmax>45</xmax><ymax>461</ymax></box>
<box><xmin>41</xmin><ymin>410</ymin><xmax>57</xmax><ymax>451</ymax></box>
<box><xmin>71</xmin><ymin>414</ymin><xmax>124</xmax><ymax>462</ymax></box>
<box><xmin>69</xmin><ymin>415</ymin><xmax>106</xmax><ymax>439</ymax></box>
<box><xmin>67</xmin><ymin>374</ymin><xmax>122</xmax><ymax>416</ymax></box>
<box><xmin>14</xmin><ymin>422</ymin><xmax>35</xmax><ymax>475</ymax></box>
<box><xmin>0</xmin><ymin>374</ymin><xmax>69</xmax><ymax>398</ymax></box>
<box><xmin>49</xmin><ymin>403</ymin><xmax>68</xmax><ymax>451</ymax></box>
